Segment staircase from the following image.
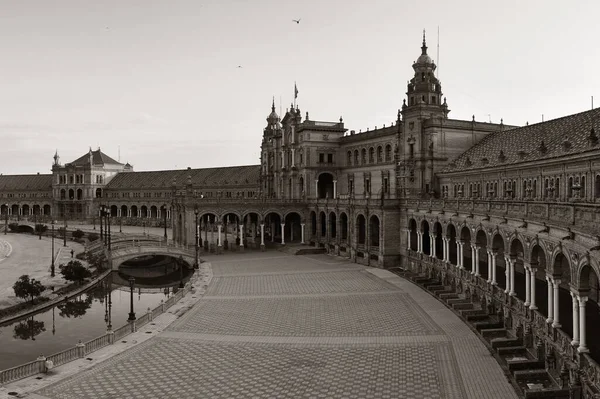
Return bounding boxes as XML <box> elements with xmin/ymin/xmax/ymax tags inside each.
<box><xmin>388</xmin><ymin>266</ymin><xmax>571</xmax><ymax>399</ymax></box>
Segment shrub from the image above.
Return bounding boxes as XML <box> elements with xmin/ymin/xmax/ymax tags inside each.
<box><xmin>8</xmin><ymin>222</ymin><xmax>18</xmax><ymax>232</ymax></box>
<box><xmin>88</xmin><ymin>232</ymin><xmax>99</xmax><ymax>242</ymax></box>
<box><xmin>35</xmin><ymin>224</ymin><xmax>48</xmax><ymax>234</ymax></box>
<box><xmin>72</xmin><ymin>229</ymin><xmax>85</xmax><ymax>239</ymax></box>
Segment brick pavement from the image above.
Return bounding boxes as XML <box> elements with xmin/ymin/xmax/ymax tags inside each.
<box><xmin>1</xmin><ymin>251</ymin><xmax>518</xmax><ymax>399</ymax></box>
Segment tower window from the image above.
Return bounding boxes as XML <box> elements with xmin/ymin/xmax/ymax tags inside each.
<box><xmin>422</xmin><ymin>95</ymin><xmax>425</xmax><ymax>103</ymax></box>
<box><xmin>431</xmin><ymin>96</ymin><xmax>436</xmax><ymax>104</ymax></box>
<box><xmin>421</xmin><ymin>72</ymin><xmax>425</xmax><ymax>81</ymax></box>
<box><xmin>410</xmin><ymin>97</ymin><xmax>415</xmax><ymax>105</ymax></box>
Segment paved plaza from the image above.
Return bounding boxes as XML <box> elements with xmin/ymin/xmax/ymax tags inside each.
<box><xmin>3</xmin><ymin>251</ymin><xmax>518</xmax><ymax>398</ymax></box>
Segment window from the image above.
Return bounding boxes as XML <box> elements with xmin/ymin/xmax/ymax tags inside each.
<box><xmin>431</xmin><ymin>96</ymin><xmax>436</xmax><ymax>104</ymax></box>
<box><xmin>361</xmin><ymin>149</ymin><xmax>366</xmax><ymax>164</ymax></box>
<box><xmin>349</xmin><ymin>179</ymin><xmax>354</xmax><ymax>194</ymax></box>
<box><xmin>377</xmin><ymin>146</ymin><xmax>383</xmax><ymax>162</ymax></box>
<box><xmin>369</xmin><ymin>148</ymin><xmax>374</xmax><ymax>163</ymax></box>
<box><xmin>327</xmin><ymin>153</ymin><xmax>333</xmax><ymax>164</ymax></box>
<box><xmin>385</xmin><ymin>145</ymin><xmax>392</xmax><ymax>161</ymax></box>
<box><xmin>319</xmin><ymin>153</ymin><xmax>325</xmax><ymax>163</ymax></box>
<box><xmin>365</xmin><ymin>178</ymin><xmax>371</xmax><ymax>193</ymax></box>
<box><xmin>383</xmin><ymin>177</ymin><xmax>389</xmax><ymax>194</ymax></box>
<box><xmin>354</xmin><ymin>150</ymin><xmax>359</xmax><ymax>164</ymax></box>
<box><xmin>347</xmin><ymin>151</ymin><xmax>352</xmax><ymax>166</ymax></box>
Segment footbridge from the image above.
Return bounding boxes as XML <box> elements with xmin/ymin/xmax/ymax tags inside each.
<box><xmin>86</xmin><ymin>235</ymin><xmax>196</xmax><ymax>271</ymax></box>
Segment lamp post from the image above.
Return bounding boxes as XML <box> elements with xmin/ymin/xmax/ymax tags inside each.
<box><xmin>99</xmin><ymin>206</ymin><xmax>104</xmax><ymax>242</ymax></box>
<box><xmin>162</xmin><ymin>205</ymin><xmax>168</xmax><ymax>242</ymax></box>
<box><xmin>194</xmin><ymin>208</ymin><xmax>199</xmax><ymax>269</ymax></box>
<box><xmin>63</xmin><ymin>211</ymin><xmax>67</xmax><ymax>247</ymax></box>
<box><xmin>119</xmin><ymin>216</ymin><xmax>122</xmax><ymax>233</ymax></box>
<box><xmin>178</xmin><ymin>256</ymin><xmax>184</xmax><ymax>288</ymax></box>
<box><xmin>128</xmin><ymin>277</ymin><xmax>136</xmax><ymax>321</ymax></box>
<box><xmin>108</xmin><ymin>213</ymin><xmax>112</xmax><ymax>251</ymax></box>
<box><xmin>3</xmin><ymin>204</ymin><xmax>7</xmax><ymax>235</ymax></box>
<box><xmin>51</xmin><ymin>220</ymin><xmax>55</xmax><ymax>277</ymax></box>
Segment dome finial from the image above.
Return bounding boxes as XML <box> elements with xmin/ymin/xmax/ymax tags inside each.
<box><xmin>421</xmin><ymin>29</ymin><xmax>427</xmax><ymax>55</ymax></box>
<box><xmin>272</xmin><ymin>96</ymin><xmax>275</xmax><ymax>112</ymax></box>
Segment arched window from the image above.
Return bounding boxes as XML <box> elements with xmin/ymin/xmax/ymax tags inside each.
<box><xmin>385</xmin><ymin>145</ymin><xmax>392</xmax><ymax>161</ymax></box>
<box><xmin>361</xmin><ymin>148</ymin><xmax>367</xmax><ymax>164</ymax></box>
<box><xmin>581</xmin><ymin>176</ymin><xmax>586</xmax><ymax>198</ymax></box>
<box><xmin>369</xmin><ymin>147</ymin><xmax>374</xmax><ymax>163</ymax></box>
<box><xmin>347</xmin><ymin>151</ymin><xmax>352</xmax><ymax>166</ymax></box>
<box><xmin>595</xmin><ymin>175</ymin><xmax>600</xmax><ymax>198</ymax></box>
<box><xmin>568</xmin><ymin>177</ymin><xmax>573</xmax><ymax>197</ymax></box>
<box><xmin>377</xmin><ymin>146</ymin><xmax>383</xmax><ymax>162</ymax></box>
<box><xmin>354</xmin><ymin>150</ymin><xmax>359</xmax><ymax>164</ymax></box>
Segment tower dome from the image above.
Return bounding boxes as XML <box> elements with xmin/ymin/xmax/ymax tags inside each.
<box><xmin>414</xmin><ymin>30</ymin><xmax>434</xmax><ymax>66</ymax></box>
<box><xmin>265</xmin><ymin>97</ymin><xmax>281</xmax><ymax>129</ymax></box>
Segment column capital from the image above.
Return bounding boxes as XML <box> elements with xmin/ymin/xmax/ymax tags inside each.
<box><xmin>553</xmin><ymin>278</ymin><xmax>562</xmax><ymax>286</ymax></box>
<box><xmin>578</xmin><ymin>295</ymin><xmax>588</xmax><ymax>304</ymax></box>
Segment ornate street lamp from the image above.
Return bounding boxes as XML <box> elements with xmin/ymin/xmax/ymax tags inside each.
<box><xmin>3</xmin><ymin>204</ymin><xmax>7</xmax><ymax>235</ymax></box>
<box><xmin>178</xmin><ymin>255</ymin><xmax>185</xmax><ymax>288</ymax></box>
<box><xmin>99</xmin><ymin>205</ymin><xmax>104</xmax><ymax>242</ymax></box>
<box><xmin>51</xmin><ymin>220</ymin><xmax>56</xmax><ymax>277</ymax></box>
<box><xmin>63</xmin><ymin>210</ymin><xmax>67</xmax><ymax>247</ymax></box>
<box><xmin>128</xmin><ymin>277</ymin><xmax>136</xmax><ymax>321</ymax></box>
<box><xmin>108</xmin><ymin>212</ymin><xmax>112</xmax><ymax>251</ymax></box>
<box><xmin>162</xmin><ymin>204</ymin><xmax>168</xmax><ymax>242</ymax></box>
<box><xmin>194</xmin><ymin>208</ymin><xmax>199</xmax><ymax>269</ymax></box>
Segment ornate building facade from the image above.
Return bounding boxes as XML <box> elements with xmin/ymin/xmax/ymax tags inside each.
<box><xmin>2</xmin><ymin>33</ymin><xmax>600</xmax><ymax>395</ymax></box>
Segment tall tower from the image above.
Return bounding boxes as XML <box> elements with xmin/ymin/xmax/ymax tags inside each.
<box><xmin>400</xmin><ymin>31</ymin><xmax>450</xmax><ymax>197</ymax></box>
<box><xmin>260</xmin><ymin>98</ymin><xmax>283</xmax><ymax>198</ymax></box>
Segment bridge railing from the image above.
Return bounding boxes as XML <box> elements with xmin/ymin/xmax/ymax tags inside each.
<box><xmin>0</xmin><ymin>269</ymin><xmax>201</xmax><ymax>385</ymax></box>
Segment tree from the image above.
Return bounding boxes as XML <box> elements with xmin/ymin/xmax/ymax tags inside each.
<box><xmin>88</xmin><ymin>232</ymin><xmax>99</xmax><ymax>242</ymax></box>
<box><xmin>59</xmin><ymin>260</ymin><xmax>92</xmax><ymax>284</ymax></box>
<box><xmin>35</xmin><ymin>224</ymin><xmax>48</xmax><ymax>234</ymax></box>
<box><xmin>72</xmin><ymin>229</ymin><xmax>84</xmax><ymax>239</ymax></box>
<box><xmin>12</xmin><ymin>275</ymin><xmax>45</xmax><ymax>304</ymax></box>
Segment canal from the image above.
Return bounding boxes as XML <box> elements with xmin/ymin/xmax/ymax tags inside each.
<box><xmin>0</xmin><ymin>255</ymin><xmax>195</xmax><ymax>370</ymax></box>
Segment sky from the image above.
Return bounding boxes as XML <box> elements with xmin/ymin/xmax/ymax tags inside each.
<box><xmin>1</xmin><ymin>0</ymin><xmax>599</xmax><ymax>175</ymax></box>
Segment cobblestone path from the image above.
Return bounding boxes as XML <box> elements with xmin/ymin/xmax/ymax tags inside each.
<box><xmin>33</xmin><ymin>252</ymin><xmax>518</xmax><ymax>399</ymax></box>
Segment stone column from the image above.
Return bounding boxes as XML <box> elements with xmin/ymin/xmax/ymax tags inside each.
<box><xmin>578</xmin><ymin>296</ymin><xmax>588</xmax><ymax>353</ymax></box>
<box><xmin>504</xmin><ymin>256</ymin><xmax>510</xmax><ymax>294</ymax></box>
<box><xmin>217</xmin><ymin>223</ymin><xmax>222</xmax><ymax>247</ymax></box>
<box><xmin>491</xmin><ymin>251</ymin><xmax>497</xmax><ymax>285</ymax></box>
<box><xmin>524</xmin><ymin>265</ymin><xmax>531</xmax><ymax>306</ymax></box>
<box><xmin>474</xmin><ymin>245</ymin><xmax>480</xmax><ymax>276</ymax></box>
<box><xmin>333</xmin><ymin>180</ymin><xmax>337</xmax><ymax>199</ymax></box>
<box><xmin>552</xmin><ymin>279</ymin><xmax>561</xmax><ymax>328</ymax></box>
<box><xmin>300</xmin><ymin>223</ymin><xmax>305</xmax><ymax>244</ymax></box>
<box><xmin>509</xmin><ymin>258</ymin><xmax>516</xmax><ymax>296</ymax></box>
<box><xmin>416</xmin><ymin>232</ymin><xmax>421</xmax><ymax>253</ymax></box>
<box><xmin>239</xmin><ymin>224</ymin><xmax>244</xmax><ymax>247</ymax></box>
<box><xmin>315</xmin><ymin>180</ymin><xmax>319</xmax><ymax>199</ymax></box>
<box><xmin>441</xmin><ymin>238</ymin><xmax>447</xmax><ymax>261</ymax></box>
<box><xmin>281</xmin><ymin>223</ymin><xmax>285</xmax><ymax>245</ymax></box>
<box><xmin>546</xmin><ymin>276</ymin><xmax>554</xmax><ymax>324</ymax></box>
<box><xmin>529</xmin><ymin>267</ymin><xmax>537</xmax><ymax>310</ymax></box>
<box><xmin>260</xmin><ymin>223</ymin><xmax>265</xmax><ymax>249</ymax></box>
<box><xmin>571</xmin><ymin>291</ymin><xmax>579</xmax><ymax>346</ymax></box>
<box><xmin>458</xmin><ymin>241</ymin><xmax>464</xmax><ymax>268</ymax></box>
<box><xmin>406</xmin><ymin>229</ymin><xmax>411</xmax><ymax>251</ymax></box>
<box><xmin>430</xmin><ymin>234</ymin><xmax>436</xmax><ymax>258</ymax></box>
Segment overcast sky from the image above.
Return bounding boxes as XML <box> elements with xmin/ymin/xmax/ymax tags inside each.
<box><xmin>1</xmin><ymin>0</ymin><xmax>599</xmax><ymax>175</ymax></box>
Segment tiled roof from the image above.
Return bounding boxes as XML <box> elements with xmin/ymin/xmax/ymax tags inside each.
<box><xmin>105</xmin><ymin>165</ymin><xmax>261</xmax><ymax>189</ymax></box>
<box><xmin>442</xmin><ymin>108</ymin><xmax>600</xmax><ymax>173</ymax></box>
<box><xmin>69</xmin><ymin>149</ymin><xmax>122</xmax><ymax>167</ymax></box>
<box><xmin>0</xmin><ymin>174</ymin><xmax>53</xmax><ymax>191</ymax></box>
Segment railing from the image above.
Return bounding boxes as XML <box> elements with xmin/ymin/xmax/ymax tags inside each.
<box><xmin>47</xmin><ymin>347</ymin><xmax>80</xmax><ymax>367</ymax></box>
<box><xmin>405</xmin><ymin>198</ymin><xmax>600</xmax><ymax>235</ymax></box>
<box><xmin>0</xmin><ymin>270</ymin><xmax>200</xmax><ymax>385</ymax></box>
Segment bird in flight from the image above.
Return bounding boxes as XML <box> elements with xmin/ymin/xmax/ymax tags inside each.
<box><xmin>237</xmin><ymin>65</ymin><xmax>243</xmax><ymax>68</ymax></box>
<box><xmin>292</xmin><ymin>19</ymin><xmax>301</xmax><ymax>24</ymax></box>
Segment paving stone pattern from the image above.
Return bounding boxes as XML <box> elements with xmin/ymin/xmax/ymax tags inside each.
<box><xmin>33</xmin><ymin>252</ymin><xmax>518</xmax><ymax>399</ymax></box>
<box><xmin>205</xmin><ymin>270</ymin><xmax>397</xmax><ymax>296</ymax></box>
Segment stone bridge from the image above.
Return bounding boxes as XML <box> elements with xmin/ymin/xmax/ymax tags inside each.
<box><xmin>86</xmin><ymin>235</ymin><xmax>196</xmax><ymax>271</ymax></box>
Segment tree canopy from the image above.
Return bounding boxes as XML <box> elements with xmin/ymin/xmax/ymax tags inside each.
<box><xmin>59</xmin><ymin>260</ymin><xmax>92</xmax><ymax>284</ymax></box>
<box><xmin>13</xmin><ymin>275</ymin><xmax>45</xmax><ymax>303</ymax></box>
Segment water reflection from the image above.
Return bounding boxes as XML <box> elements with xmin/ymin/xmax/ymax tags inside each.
<box><xmin>0</xmin><ymin>254</ymin><xmax>195</xmax><ymax>370</ymax></box>
<box><xmin>13</xmin><ymin>316</ymin><xmax>45</xmax><ymax>341</ymax></box>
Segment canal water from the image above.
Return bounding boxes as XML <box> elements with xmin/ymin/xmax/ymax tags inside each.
<box><xmin>0</xmin><ymin>256</ymin><xmax>194</xmax><ymax>370</ymax></box>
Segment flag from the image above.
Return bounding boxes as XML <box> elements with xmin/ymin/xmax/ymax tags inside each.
<box><xmin>294</xmin><ymin>82</ymin><xmax>298</xmax><ymax>99</ymax></box>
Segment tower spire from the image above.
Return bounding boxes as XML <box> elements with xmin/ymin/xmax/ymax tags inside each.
<box><xmin>421</xmin><ymin>29</ymin><xmax>428</xmax><ymax>55</ymax></box>
<box><xmin>272</xmin><ymin>96</ymin><xmax>275</xmax><ymax>112</ymax></box>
